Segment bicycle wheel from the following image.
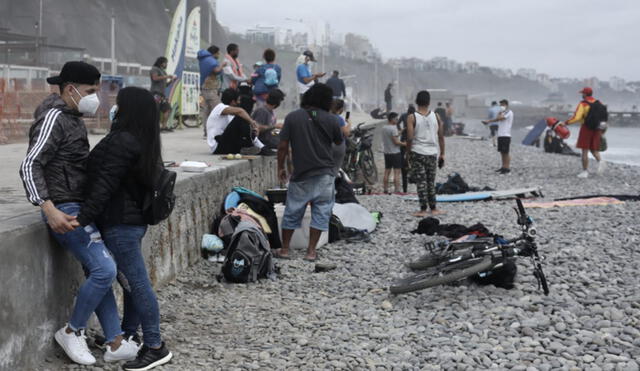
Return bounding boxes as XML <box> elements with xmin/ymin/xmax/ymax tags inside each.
<box><xmin>390</xmin><ymin>256</ymin><xmax>493</xmax><ymax>294</ymax></box>
<box><xmin>182</xmin><ymin>115</ymin><xmax>201</xmax><ymax>128</ymax></box>
<box><xmin>360</xmin><ymin>148</ymin><xmax>378</xmax><ymax>184</ymax></box>
<box><xmin>406</xmin><ymin>254</ymin><xmax>443</xmax><ymax>270</ymax></box>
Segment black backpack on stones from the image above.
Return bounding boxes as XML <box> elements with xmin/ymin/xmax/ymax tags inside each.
<box><xmin>584</xmin><ymin>100</ymin><xmax>608</xmax><ymax>130</ymax></box>
<box><xmin>142</xmin><ymin>167</ymin><xmax>177</xmax><ymax>225</ymax></box>
<box><xmin>221</xmin><ymin>221</ymin><xmax>275</xmax><ymax>283</ymax></box>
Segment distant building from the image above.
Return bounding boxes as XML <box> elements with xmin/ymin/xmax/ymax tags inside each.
<box><xmin>428</xmin><ymin>57</ymin><xmax>460</xmax><ymax>72</ymax></box>
<box><xmin>246</xmin><ymin>26</ymin><xmax>276</xmax><ymax>45</ymax></box>
<box><xmin>344</xmin><ymin>33</ymin><xmax>378</xmax><ymax>62</ymax></box>
<box><xmin>489</xmin><ymin>67</ymin><xmax>513</xmax><ymax>79</ymax></box>
<box><xmin>584</xmin><ymin>76</ymin><xmax>600</xmax><ymax>89</ymax></box>
<box><xmin>463</xmin><ymin>61</ymin><xmax>479</xmax><ymax>74</ymax></box>
<box><xmin>609</xmin><ymin>76</ymin><xmax>627</xmax><ymax>91</ymax></box>
<box><xmin>516</xmin><ymin>68</ymin><xmax>537</xmax><ymax>81</ymax></box>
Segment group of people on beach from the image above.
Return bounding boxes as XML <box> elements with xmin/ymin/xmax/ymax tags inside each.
<box><xmin>482</xmin><ymin>87</ymin><xmax>607</xmax><ymax>178</ymax></box>
<box><xmin>18</xmin><ymin>34</ymin><xmax>610</xmax><ymax>369</ymax></box>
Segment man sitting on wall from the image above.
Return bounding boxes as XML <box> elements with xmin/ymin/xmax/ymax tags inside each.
<box><xmin>206</xmin><ymin>88</ymin><xmax>264</xmax><ymax>155</ymax></box>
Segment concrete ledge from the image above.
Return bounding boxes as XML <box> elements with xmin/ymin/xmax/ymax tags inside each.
<box><xmin>0</xmin><ymin>156</ymin><xmax>277</xmax><ymax>370</ymax></box>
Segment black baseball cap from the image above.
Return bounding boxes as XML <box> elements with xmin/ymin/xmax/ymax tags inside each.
<box><xmin>46</xmin><ymin>61</ymin><xmax>101</xmax><ymax>85</ymax></box>
<box><xmin>303</xmin><ymin>50</ymin><xmax>316</xmax><ymax>62</ymax></box>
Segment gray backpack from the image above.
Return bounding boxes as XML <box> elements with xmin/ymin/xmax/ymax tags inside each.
<box><xmin>221</xmin><ymin>221</ymin><xmax>275</xmax><ymax>283</ymax></box>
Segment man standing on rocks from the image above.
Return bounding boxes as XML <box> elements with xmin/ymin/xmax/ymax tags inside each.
<box><xmin>276</xmin><ymin>84</ymin><xmax>343</xmax><ymax>261</ymax></box>
<box><xmin>406</xmin><ymin>90</ymin><xmax>446</xmax><ymax>217</ymax></box>
<box><xmin>561</xmin><ymin>87</ymin><xmax>606</xmax><ymax>178</ymax></box>
<box><xmin>384</xmin><ymin>83</ymin><xmax>393</xmax><ymax>112</ymax></box>
<box><xmin>485</xmin><ymin>101</ymin><xmax>501</xmax><ymax>146</ymax></box>
<box><xmin>326</xmin><ymin>70</ymin><xmax>346</xmax><ymax>100</ymax></box>
<box><xmin>483</xmin><ymin>99</ymin><xmax>513</xmax><ymax>174</ymax></box>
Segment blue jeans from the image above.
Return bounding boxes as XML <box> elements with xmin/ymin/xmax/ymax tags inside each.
<box><xmin>102</xmin><ymin>224</ymin><xmax>162</xmax><ymax>348</ymax></box>
<box><xmin>43</xmin><ymin>203</ymin><xmax>122</xmax><ymax>343</ymax></box>
<box><xmin>282</xmin><ymin>174</ymin><xmax>335</xmax><ymax>231</ymax></box>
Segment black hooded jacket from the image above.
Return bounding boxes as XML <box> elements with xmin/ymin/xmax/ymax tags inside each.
<box><xmin>19</xmin><ymin>94</ymin><xmax>89</xmax><ymax>206</ymax></box>
<box><xmin>76</xmin><ymin>121</ymin><xmax>147</xmax><ymax>228</ymax></box>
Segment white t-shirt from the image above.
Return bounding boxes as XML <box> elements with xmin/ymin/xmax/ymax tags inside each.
<box><xmin>206</xmin><ymin>103</ymin><xmax>233</xmax><ymax>152</ymax></box>
<box><xmin>411</xmin><ymin>111</ymin><xmax>439</xmax><ymax>156</ymax></box>
<box><xmin>497</xmin><ymin>110</ymin><xmax>514</xmax><ymax>137</ymax></box>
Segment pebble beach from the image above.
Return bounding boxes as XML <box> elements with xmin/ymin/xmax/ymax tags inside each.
<box><xmin>41</xmin><ymin>136</ymin><xmax>640</xmax><ymax>370</ymax></box>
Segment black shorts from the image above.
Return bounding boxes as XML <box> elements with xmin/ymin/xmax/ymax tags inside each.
<box><xmin>490</xmin><ymin>125</ymin><xmax>498</xmax><ymax>137</ymax></box>
<box><xmin>153</xmin><ymin>93</ymin><xmax>172</xmax><ymax>113</ymax></box>
<box><xmin>384</xmin><ymin>153</ymin><xmax>402</xmax><ymax>169</ymax></box>
<box><xmin>497</xmin><ymin>137</ymin><xmax>511</xmax><ymax>154</ymax></box>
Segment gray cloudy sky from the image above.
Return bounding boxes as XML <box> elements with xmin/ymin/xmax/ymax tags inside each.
<box><xmin>218</xmin><ymin>0</ymin><xmax>639</xmax><ymax>81</ymax></box>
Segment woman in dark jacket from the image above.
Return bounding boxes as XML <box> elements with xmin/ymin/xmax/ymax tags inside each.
<box><xmin>75</xmin><ymin>87</ymin><xmax>172</xmax><ymax>370</ymax></box>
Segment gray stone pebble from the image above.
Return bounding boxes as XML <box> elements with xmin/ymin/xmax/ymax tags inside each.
<box><xmin>39</xmin><ymin>137</ymin><xmax>640</xmax><ymax>369</ymax></box>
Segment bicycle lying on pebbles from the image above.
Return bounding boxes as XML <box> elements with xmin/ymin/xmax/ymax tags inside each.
<box><xmin>390</xmin><ymin>199</ymin><xmax>549</xmax><ymax>295</ymax></box>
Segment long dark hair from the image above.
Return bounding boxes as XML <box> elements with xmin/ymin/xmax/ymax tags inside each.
<box><xmin>115</xmin><ymin>87</ymin><xmax>162</xmax><ymax>184</ymax></box>
<box><xmin>153</xmin><ymin>57</ymin><xmax>167</xmax><ymax>68</ymax></box>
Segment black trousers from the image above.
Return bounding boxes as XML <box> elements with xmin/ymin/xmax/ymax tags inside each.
<box><xmin>213</xmin><ymin>117</ymin><xmax>254</xmax><ymax>155</ymax></box>
<box><xmin>400</xmin><ymin>147</ymin><xmax>408</xmax><ymax>193</ymax></box>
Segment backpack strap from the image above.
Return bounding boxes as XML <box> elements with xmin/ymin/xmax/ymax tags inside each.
<box><xmin>305</xmin><ymin>109</ymin><xmax>332</xmax><ymax>143</ymax></box>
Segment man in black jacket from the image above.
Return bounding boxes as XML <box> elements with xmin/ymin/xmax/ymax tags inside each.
<box><xmin>325</xmin><ymin>70</ymin><xmax>346</xmax><ymax>99</ymax></box>
<box><xmin>18</xmin><ymin>61</ymin><xmax>138</xmax><ymax>365</ymax></box>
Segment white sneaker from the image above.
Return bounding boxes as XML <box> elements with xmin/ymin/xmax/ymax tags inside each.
<box><xmin>104</xmin><ymin>337</ymin><xmax>140</xmax><ymax>362</ymax></box>
<box><xmin>54</xmin><ymin>326</ymin><xmax>96</xmax><ymax>365</ymax></box>
<box><xmin>597</xmin><ymin>160</ymin><xmax>607</xmax><ymax>175</ymax></box>
<box><xmin>577</xmin><ymin>170</ymin><xmax>589</xmax><ymax>178</ymax></box>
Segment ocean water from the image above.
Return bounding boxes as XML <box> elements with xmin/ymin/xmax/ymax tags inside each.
<box><xmin>464</xmin><ymin>120</ymin><xmax>640</xmax><ymax>167</ymax></box>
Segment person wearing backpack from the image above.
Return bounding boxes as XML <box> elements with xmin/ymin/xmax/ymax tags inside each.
<box><xmin>75</xmin><ymin>87</ymin><xmax>173</xmax><ymax>370</ymax></box>
<box><xmin>561</xmin><ymin>87</ymin><xmax>607</xmax><ymax>178</ymax></box>
<box><xmin>276</xmin><ymin>84</ymin><xmax>343</xmax><ymax>261</ymax></box>
<box><xmin>252</xmin><ymin>48</ymin><xmax>282</xmax><ymax>105</ymax></box>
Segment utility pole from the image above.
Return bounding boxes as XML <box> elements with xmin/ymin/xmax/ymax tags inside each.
<box><xmin>110</xmin><ymin>8</ymin><xmax>116</xmax><ymax>75</ymax></box>
<box><xmin>208</xmin><ymin>8</ymin><xmax>212</xmax><ymax>44</ymax></box>
<box><xmin>374</xmin><ymin>59</ymin><xmax>379</xmax><ymax>107</ymax></box>
<box><xmin>395</xmin><ymin>65</ymin><xmax>400</xmax><ymax>107</ymax></box>
<box><xmin>38</xmin><ymin>0</ymin><xmax>43</xmax><ymax>37</ymax></box>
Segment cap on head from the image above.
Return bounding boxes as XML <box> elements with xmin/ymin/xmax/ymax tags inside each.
<box><xmin>46</xmin><ymin>61</ymin><xmax>101</xmax><ymax>85</ymax></box>
<box><xmin>579</xmin><ymin>87</ymin><xmax>593</xmax><ymax>96</ymax></box>
<box><xmin>303</xmin><ymin>50</ymin><xmax>315</xmax><ymax>62</ymax></box>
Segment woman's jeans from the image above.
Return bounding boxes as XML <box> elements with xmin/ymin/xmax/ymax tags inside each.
<box><xmin>102</xmin><ymin>224</ymin><xmax>162</xmax><ymax>348</ymax></box>
<box><xmin>43</xmin><ymin>202</ymin><xmax>122</xmax><ymax>343</ymax></box>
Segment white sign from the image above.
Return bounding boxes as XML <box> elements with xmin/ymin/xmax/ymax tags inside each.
<box><xmin>185</xmin><ymin>7</ymin><xmax>200</xmax><ymax>59</ymax></box>
<box><xmin>181</xmin><ymin>71</ymin><xmax>200</xmax><ymax>115</ymax></box>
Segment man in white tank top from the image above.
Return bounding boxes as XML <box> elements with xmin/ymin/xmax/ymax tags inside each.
<box><xmin>406</xmin><ymin>90</ymin><xmax>446</xmax><ymax>217</ymax></box>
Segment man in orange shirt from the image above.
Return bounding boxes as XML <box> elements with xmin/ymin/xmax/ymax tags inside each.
<box><xmin>562</xmin><ymin>87</ymin><xmax>605</xmax><ymax>178</ymax></box>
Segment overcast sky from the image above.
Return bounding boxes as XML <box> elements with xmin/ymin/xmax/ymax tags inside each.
<box><xmin>218</xmin><ymin>0</ymin><xmax>639</xmax><ymax>81</ymax></box>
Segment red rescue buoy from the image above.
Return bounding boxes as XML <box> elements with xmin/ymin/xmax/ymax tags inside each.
<box><xmin>546</xmin><ymin>117</ymin><xmax>570</xmax><ymax>140</ymax></box>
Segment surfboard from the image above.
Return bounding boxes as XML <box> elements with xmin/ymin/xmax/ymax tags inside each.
<box><xmin>402</xmin><ymin>187</ymin><xmax>542</xmax><ymax>203</ymax></box>
<box><xmin>521</xmin><ymin>119</ymin><xmax>547</xmax><ymax>146</ymax></box>
<box><xmin>402</xmin><ymin>193</ymin><xmax>491</xmax><ymax>202</ymax></box>
<box><xmin>489</xmin><ymin>187</ymin><xmax>543</xmax><ymax>199</ymax></box>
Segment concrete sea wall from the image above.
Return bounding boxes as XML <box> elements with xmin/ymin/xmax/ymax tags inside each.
<box><xmin>0</xmin><ymin>157</ymin><xmax>277</xmax><ymax>370</ymax></box>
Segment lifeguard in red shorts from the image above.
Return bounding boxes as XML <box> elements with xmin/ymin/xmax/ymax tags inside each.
<box><xmin>562</xmin><ymin>87</ymin><xmax>605</xmax><ymax>178</ymax></box>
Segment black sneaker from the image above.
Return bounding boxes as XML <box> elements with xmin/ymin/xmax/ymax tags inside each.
<box><xmin>499</xmin><ymin>168</ymin><xmax>511</xmax><ymax>175</ymax></box>
<box><xmin>123</xmin><ymin>342</ymin><xmax>172</xmax><ymax>371</ymax></box>
<box><xmin>495</xmin><ymin>168</ymin><xmax>505</xmax><ymax>172</ymax></box>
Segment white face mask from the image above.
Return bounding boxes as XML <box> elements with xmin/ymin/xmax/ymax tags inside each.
<box><xmin>109</xmin><ymin>105</ymin><xmax>118</xmax><ymax>121</ymax></box>
<box><xmin>72</xmin><ymin>86</ymin><xmax>100</xmax><ymax>115</ymax></box>
<box><xmin>500</xmin><ymin>105</ymin><xmax>507</xmax><ymax>112</ymax></box>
